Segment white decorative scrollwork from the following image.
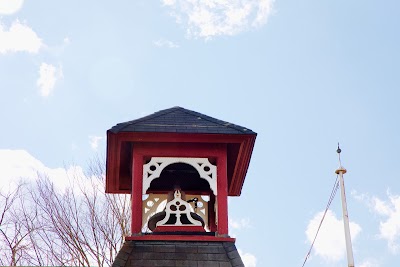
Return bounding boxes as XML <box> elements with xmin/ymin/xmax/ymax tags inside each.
<box><xmin>142</xmin><ymin>193</ymin><xmax>209</xmax><ymax>232</ymax></box>
<box><xmin>156</xmin><ymin>190</ymin><xmax>202</xmax><ymax>227</ymax></box>
<box><xmin>142</xmin><ymin>157</ymin><xmax>217</xmax><ymax>195</ymax></box>
<box><xmin>141</xmin><ymin>194</ymin><xmax>166</xmax><ymax>232</ymax></box>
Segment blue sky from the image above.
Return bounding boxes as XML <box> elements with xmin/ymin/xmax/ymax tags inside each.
<box><xmin>1</xmin><ymin>0</ymin><xmax>400</xmax><ymax>266</ymax></box>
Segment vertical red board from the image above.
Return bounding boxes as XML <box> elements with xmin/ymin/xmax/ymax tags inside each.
<box><xmin>131</xmin><ymin>148</ymin><xmax>143</xmax><ymax>234</ymax></box>
<box><xmin>216</xmin><ymin>150</ymin><xmax>228</xmax><ymax>236</ymax></box>
<box><xmin>208</xmin><ymin>194</ymin><xmax>217</xmax><ymax>232</ymax></box>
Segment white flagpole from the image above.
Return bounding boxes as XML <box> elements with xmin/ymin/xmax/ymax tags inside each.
<box><xmin>335</xmin><ymin>145</ymin><xmax>355</xmax><ymax>267</ymax></box>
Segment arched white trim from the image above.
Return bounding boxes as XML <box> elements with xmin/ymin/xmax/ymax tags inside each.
<box><xmin>142</xmin><ymin>157</ymin><xmax>217</xmax><ymax>195</ymax></box>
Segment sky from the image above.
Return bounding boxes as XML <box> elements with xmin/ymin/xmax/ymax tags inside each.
<box><xmin>1</xmin><ymin>0</ymin><xmax>400</xmax><ymax>266</ymax></box>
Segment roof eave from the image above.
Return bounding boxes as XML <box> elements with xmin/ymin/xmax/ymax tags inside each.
<box><xmin>228</xmin><ymin>134</ymin><xmax>257</xmax><ymax>196</ymax></box>
<box><xmin>105</xmin><ymin>131</ymin><xmax>257</xmax><ymax>194</ymax></box>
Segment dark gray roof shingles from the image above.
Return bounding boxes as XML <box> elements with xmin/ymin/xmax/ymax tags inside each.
<box><xmin>112</xmin><ymin>240</ymin><xmax>244</xmax><ymax>267</ymax></box>
<box><xmin>109</xmin><ymin>106</ymin><xmax>256</xmax><ymax>135</ymax></box>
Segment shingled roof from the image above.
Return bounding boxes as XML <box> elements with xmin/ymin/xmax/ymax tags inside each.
<box><xmin>112</xmin><ymin>240</ymin><xmax>244</xmax><ymax>267</ymax></box>
<box><xmin>106</xmin><ymin>106</ymin><xmax>257</xmax><ymax>195</ymax></box>
<box><xmin>109</xmin><ymin>106</ymin><xmax>255</xmax><ymax>135</ymax></box>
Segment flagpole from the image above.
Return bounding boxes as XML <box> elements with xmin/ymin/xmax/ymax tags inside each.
<box><xmin>335</xmin><ymin>145</ymin><xmax>355</xmax><ymax>267</ymax></box>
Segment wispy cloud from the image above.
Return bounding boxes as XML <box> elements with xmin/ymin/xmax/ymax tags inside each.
<box><xmin>305</xmin><ymin>210</ymin><xmax>361</xmax><ymax>262</ymax></box>
<box><xmin>89</xmin><ymin>135</ymin><xmax>104</xmax><ymax>150</ymax></box>
<box><xmin>0</xmin><ymin>20</ymin><xmax>43</xmax><ymax>54</ymax></box>
<box><xmin>359</xmin><ymin>259</ymin><xmax>381</xmax><ymax>267</ymax></box>
<box><xmin>353</xmin><ymin>190</ymin><xmax>400</xmax><ymax>254</ymax></box>
<box><xmin>229</xmin><ymin>217</ymin><xmax>251</xmax><ymax>230</ymax></box>
<box><xmin>153</xmin><ymin>38</ymin><xmax>179</xmax><ymax>48</ymax></box>
<box><xmin>161</xmin><ymin>0</ymin><xmax>274</xmax><ymax>39</ymax></box>
<box><xmin>372</xmin><ymin>193</ymin><xmax>400</xmax><ymax>253</ymax></box>
<box><xmin>238</xmin><ymin>249</ymin><xmax>257</xmax><ymax>267</ymax></box>
<box><xmin>63</xmin><ymin>37</ymin><xmax>71</xmax><ymax>45</ymax></box>
<box><xmin>37</xmin><ymin>63</ymin><xmax>63</xmax><ymax>97</ymax></box>
<box><xmin>0</xmin><ymin>0</ymin><xmax>23</xmax><ymax>15</ymax></box>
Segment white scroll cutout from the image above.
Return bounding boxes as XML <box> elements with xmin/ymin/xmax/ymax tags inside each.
<box><xmin>156</xmin><ymin>190</ymin><xmax>202</xmax><ymax>227</ymax></box>
<box><xmin>142</xmin><ymin>157</ymin><xmax>217</xmax><ymax>195</ymax></box>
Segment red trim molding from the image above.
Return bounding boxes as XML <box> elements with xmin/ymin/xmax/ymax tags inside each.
<box><xmin>153</xmin><ymin>226</ymin><xmax>205</xmax><ymax>232</ymax></box>
<box><xmin>125</xmin><ymin>235</ymin><xmax>236</xmax><ymax>242</ymax></box>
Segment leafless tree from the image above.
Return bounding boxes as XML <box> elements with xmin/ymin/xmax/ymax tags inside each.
<box><xmin>0</xmin><ymin>182</ymin><xmax>39</xmax><ymax>266</ymax></box>
<box><xmin>0</xmin><ymin>157</ymin><xmax>131</xmax><ymax>266</ymax></box>
<box><xmin>0</xmin><ymin>182</ymin><xmax>21</xmax><ymax>266</ymax></box>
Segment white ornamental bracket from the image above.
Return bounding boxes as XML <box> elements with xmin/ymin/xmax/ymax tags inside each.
<box><xmin>156</xmin><ymin>190</ymin><xmax>202</xmax><ymax>227</ymax></box>
<box><xmin>142</xmin><ymin>157</ymin><xmax>217</xmax><ymax>195</ymax></box>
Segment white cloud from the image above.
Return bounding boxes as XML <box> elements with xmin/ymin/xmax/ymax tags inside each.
<box><xmin>351</xmin><ymin>190</ymin><xmax>368</xmax><ymax>202</ymax></box>
<box><xmin>36</xmin><ymin>62</ymin><xmax>63</xmax><ymax>97</ymax></box>
<box><xmin>0</xmin><ymin>0</ymin><xmax>23</xmax><ymax>15</ymax></box>
<box><xmin>229</xmin><ymin>217</ymin><xmax>251</xmax><ymax>230</ymax></box>
<box><xmin>161</xmin><ymin>0</ymin><xmax>274</xmax><ymax>39</ymax></box>
<box><xmin>163</xmin><ymin>0</ymin><xmax>176</xmax><ymax>5</ymax></box>
<box><xmin>63</xmin><ymin>36</ymin><xmax>71</xmax><ymax>45</ymax></box>
<box><xmin>153</xmin><ymin>38</ymin><xmax>179</xmax><ymax>48</ymax></box>
<box><xmin>238</xmin><ymin>249</ymin><xmax>257</xmax><ymax>267</ymax></box>
<box><xmin>0</xmin><ymin>149</ymin><xmax>44</xmax><ymax>187</ymax></box>
<box><xmin>372</xmin><ymin>196</ymin><xmax>392</xmax><ymax>216</ymax></box>
<box><xmin>0</xmin><ymin>149</ymin><xmax>85</xmax><ymax>192</ymax></box>
<box><xmin>89</xmin><ymin>135</ymin><xmax>104</xmax><ymax>150</ymax></box>
<box><xmin>359</xmin><ymin>259</ymin><xmax>380</xmax><ymax>267</ymax></box>
<box><xmin>305</xmin><ymin>210</ymin><xmax>361</xmax><ymax>262</ymax></box>
<box><xmin>0</xmin><ymin>20</ymin><xmax>42</xmax><ymax>54</ymax></box>
<box><xmin>353</xmin><ymin>190</ymin><xmax>400</xmax><ymax>254</ymax></box>
<box><xmin>372</xmin><ymin>194</ymin><xmax>400</xmax><ymax>253</ymax></box>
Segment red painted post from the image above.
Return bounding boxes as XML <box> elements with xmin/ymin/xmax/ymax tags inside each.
<box><xmin>131</xmin><ymin>149</ymin><xmax>143</xmax><ymax>234</ymax></box>
<box><xmin>208</xmin><ymin>194</ymin><xmax>217</xmax><ymax>232</ymax></box>
<box><xmin>216</xmin><ymin>148</ymin><xmax>229</xmax><ymax>236</ymax></box>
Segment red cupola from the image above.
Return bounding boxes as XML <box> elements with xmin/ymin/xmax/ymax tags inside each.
<box><xmin>106</xmin><ymin>106</ymin><xmax>256</xmax><ymax>245</ymax></box>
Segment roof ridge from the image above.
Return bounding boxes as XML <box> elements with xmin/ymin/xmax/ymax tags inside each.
<box><xmin>114</xmin><ymin>107</ymin><xmax>182</xmax><ymax>132</ymax></box>
<box><xmin>179</xmin><ymin>108</ymin><xmax>248</xmax><ymax>133</ymax></box>
<box><xmin>109</xmin><ymin>106</ymin><xmax>256</xmax><ymax>135</ymax></box>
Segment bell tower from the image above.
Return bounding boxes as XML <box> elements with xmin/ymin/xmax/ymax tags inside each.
<box><xmin>106</xmin><ymin>107</ymin><xmax>256</xmax><ymax>267</ymax></box>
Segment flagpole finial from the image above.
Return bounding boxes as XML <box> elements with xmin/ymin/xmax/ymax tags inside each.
<box><xmin>337</xmin><ymin>143</ymin><xmax>341</xmax><ymax>154</ymax></box>
<box><xmin>335</xmin><ymin>143</ymin><xmax>347</xmax><ymax>174</ymax></box>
